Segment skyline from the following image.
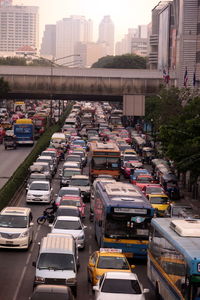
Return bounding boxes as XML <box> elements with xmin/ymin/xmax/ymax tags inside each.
<box><xmin>13</xmin><ymin>0</ymin><xmax>159</xmax><ymax>45</ymax></box>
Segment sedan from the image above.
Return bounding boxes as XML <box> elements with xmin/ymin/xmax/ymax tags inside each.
<box><xmin>50</xmin><ymin>216</ymin><xmax>86</xmax><ymax>248</ymax></box>
<box><xmin>26</xmin><ymin>181</ymin><xmax>53</xmax><ymax>203</ymax></box>
<box><xmin>93</xmin><ymin>272</ymin><xmax>149</xmax><ymax>300</ymax></box>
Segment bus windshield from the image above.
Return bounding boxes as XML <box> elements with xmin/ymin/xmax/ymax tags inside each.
<box><xmin>105</xmin><ymin>214</ymin><xmax>150</xmax><ymax>239</ymax></box>
<box><xmin>92</xmin><ymin>157</ymin><xmax>120</xmax><ymax>169</ymax></box>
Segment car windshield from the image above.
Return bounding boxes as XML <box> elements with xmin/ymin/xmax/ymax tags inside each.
<box><xmin>54</xmin><ymin>220</ymin><xmax>82</xmax><ymax>230</ymax></box>
<box><xmin>70</xmin><ymin>179</ymin><xmax>89</xmax><ymax>186</ymax></box>
<box><xmin>137</xmin><ymin>177</ymin><xmax>152</xmax><ymax>183</ymax></box>
<box><xmin>146</xmin><ymin>187</ymin><xmax>163</xmax><ymax>194</ymax></box>
<box><xmin>60</xmin><ymin>200</ymin><xmax>81</xmax><ymax>207</ymax></box>
<box><xmin>30</xmin><ymin>183</ymin><xmax>49</xmax><ymax>191</ymax></box>
<box><xmin>63</xmin><ymin>170</ymin><xmax>81</xmax><ymax>176</ymax></box>
<box><xmin>97</xmin><ymin>256</ymin><xmax>129</xmax><ymax>270</ymax></box>
<box><xmin>57</xmin><ymin>209</ymin><xmax>79</xmax><ymax>217</ymax></box>
<box><xmin>58</xmin><ymin>189</ymin><xmax>79</xmax><ymax>196</ymax></box>
<box><xmin>101</xmin><ymin>278</ymin><xmax>142</xmax><ymax>294</ymax></box>
<box><xmin>150</xmin><ymin>196</ymin><xmax>168</xmax><ymax>204</ymax></box>
<box><xmin>66</xmin><ymin>156</ymin><xmax>81</xmax><ymax>162</ymax></box>
<box><xmin>0</xmin><ymin>215</ymin><xmax>27</xmax><ymax>228</ymax></box>
<box><xmin>37</xmin><ymin>253</ymin><xmax>75</xmax><ymax>270</ymax></box>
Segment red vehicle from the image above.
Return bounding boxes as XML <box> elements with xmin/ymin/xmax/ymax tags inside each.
<box><xmin>59</xmin><ymin>196</ymin><xmax>86</xmax><ymax>218</ymax></box>
<box><xmin>141</xmin><ymin>184</ymin><xmax>165</xmax><ymax>198</ymax></box>
<box><xmin>32</xmin><ymin>114</ymin><xmax>48</xmax><ymax>138</ymax></box>
<box><xmin>11</xmin><ymin>114</ymin><xmax>20</xmax><ymax>123</ymax></box>
<box><xmin>46</xmin><ymin>147</ymin><xmax>61</xmax><ymax>161</ymax></box>
<box><xmin>0</xmin><ymin>126</ymin><xmax>5</xmax><ymax>144</ymax></box>
<box><xmin>122</xmin><ymin>160</ymin><xmax>143</xmax><ymax>178</ymax></box>
<box><xmin>135</xmin><ymin>174</ymin><xmax>155</xmax><ymax>190</ymax></box>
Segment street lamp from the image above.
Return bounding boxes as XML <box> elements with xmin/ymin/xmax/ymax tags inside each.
<box><xmin>25</xmin><ymin>53</ymin><xmax>80</xmax><ymax>123</ymax></box>
<box><xmin>49</xmin><ymin>54</ymin><xmax>80</xmax><ymax>124</ymax></box>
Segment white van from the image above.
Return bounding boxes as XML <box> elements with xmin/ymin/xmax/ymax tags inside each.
<box><xmin>33</xmin><ymin>234</ymin><xmax>78</xmax><ymax>296</ymax></box>
<box><xmin>0</xmin><ymin>207</ymin><xmax>34</xmax><ymax>249</ymax></box>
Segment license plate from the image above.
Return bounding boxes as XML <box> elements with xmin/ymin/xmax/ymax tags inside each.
<box><xmin>6</xmin><ymin>241</ymin><xmax>13</xmax><ymax>244</ymax></box>
<box><xmin>34</xmin><ymin>198</ymin><xmax>41</xmax><ymax>201</ymax></box>
<box><xmin>137</xmin><ymin>229</ymin><xmax>149</xmax><ymax>236</ymax></box>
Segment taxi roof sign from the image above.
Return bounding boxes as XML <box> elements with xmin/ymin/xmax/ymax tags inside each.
<box><xmin>100</xmin><ymin>248</ymin><xmax>122</xmax><ymax>253</ymax></box>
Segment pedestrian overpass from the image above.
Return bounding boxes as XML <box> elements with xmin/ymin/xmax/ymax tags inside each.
<box><xmin>0</xmin><ymin>65</ymin><xmax>176</xmax><ymax>115</ymax></box>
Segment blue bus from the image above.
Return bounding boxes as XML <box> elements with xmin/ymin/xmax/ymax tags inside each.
<box><xmin>93</xmin><ymin>182</ymin><xmax>154</xmax><ymax>258</ymax></box>
<box><xmin>14</xmin><ymin>119</ymin><xmax>34</xmax><ymax>145</ymax></box>
<box><xmin>147</xmin><ymin>218</ymin><xmax>200</xmax><ymax>299</ymax></box>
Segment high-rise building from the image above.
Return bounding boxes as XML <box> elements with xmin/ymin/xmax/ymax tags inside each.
<box><xmin>149</xmin><ymin>0</ymin><xmax>200</xmax><ymax>87</ymax></box>
<box><xmin>0</xmin><ymin>0</ymin><xmax>12</xmax><ymax>7</ymax></box>
<box><xmin>40</xmin><ymin>24</ymin><xmax>56</xmax><ymax>58</ymax></box>
<box><xmin>0</xmin><ymin>5</ymin><xmax>39</xmax><ymax>54</ymax></box>
<box><xmin>76</xmin><ymin>42</ymin><xmax>107</xmax><ymax>67</ymax></box>
<box><xmin>55</xmin><ymin>15</ymin><xmax>93</xmax><ymax>65</ymax></box>
<box><xmin>98</xmin><ymin>15</ymin><xmax>115</xmax><ymax>55</ymax></box>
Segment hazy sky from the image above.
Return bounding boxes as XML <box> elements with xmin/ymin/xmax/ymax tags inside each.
<box><xmin>14</xmin><ymin>0</ymin><xmax>159</xmax><ymax>43</ymax></box>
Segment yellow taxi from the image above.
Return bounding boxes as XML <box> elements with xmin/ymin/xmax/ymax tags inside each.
<box><xmin>148</xmin><ymin>194</ymin><xmax>170</xmax><ymax>216</ymax></box>
<box><xmin>87</xmin><ymin>248</ymin><xmax>134</xmax><ymax>286</ymax></box>
<box><xmin>124</xmin><ymin>149</ymin><xmax>137</xmax><ymax>156</ymax></box>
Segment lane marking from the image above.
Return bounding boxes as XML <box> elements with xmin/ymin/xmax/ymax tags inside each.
<box><xmin>12</xmin><ymin>225</ymin><xmax>41</xmax><ymax>300</ymax></box>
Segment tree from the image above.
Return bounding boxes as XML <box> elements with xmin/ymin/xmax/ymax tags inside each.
<box><xmin>91</xmin><ymin>54</ymin><xmax>147</xmax><ymax>69</ymax></box>
<box><xmin>159</xmin><ymin>97</ymin><xmax>200</xmax><ymax>180</ymax></box>
<box><xmin>0</xmin><ymin>56</ymin><xmax>27</xmax><ymax>66</ymax></box>
<box><xmin>0</xmin><ymin>77</ymin><xmax>10</xmax><ymax>95</ymax></box>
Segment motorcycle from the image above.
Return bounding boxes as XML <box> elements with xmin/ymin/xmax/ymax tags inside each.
<box><xmin>37</xmin><ymin>210</ymin><xmax>55</xmax><ymax>225</ymax></box>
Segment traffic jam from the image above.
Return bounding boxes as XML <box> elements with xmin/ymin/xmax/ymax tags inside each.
<box><xmin>0</xmin><ymin>101</ymin><xmax>199</xmax><ymax>300</ymax></box>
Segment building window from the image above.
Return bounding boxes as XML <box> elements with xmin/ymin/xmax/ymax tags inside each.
<box><xmin>197</xmin><ymin>23</ymin><xmax>200</xmax><ymax>35</ymax></box>
<box><xmin>196</xmin><ymin>51</ymin><xmax>200</xmax><ymax>63</ymax></box>
<box><xmin>198</xmin><ymin>0</ymin><xmax>200</xmax><ymax>6</ymax></box>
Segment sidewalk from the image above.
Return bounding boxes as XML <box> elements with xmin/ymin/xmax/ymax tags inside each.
<box><xmin>178</xmin><ymin>181</ymin><xmax>200</xmax><ymax>216</ymax></box>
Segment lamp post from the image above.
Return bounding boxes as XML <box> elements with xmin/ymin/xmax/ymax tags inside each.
<box><xmin>25</xmin><ymin>53</ymin><xmax>80</xmax><ymax>123</ymax></box>
<box><xmin>49</xmin><ymin>54</ymin><xmax>80</xmax><ymax>124</ymax></box>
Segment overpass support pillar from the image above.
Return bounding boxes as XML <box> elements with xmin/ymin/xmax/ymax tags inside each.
<box><xmin>123</xmin><ymin>94</ymin><xmax>145</xmax><ymax>116</ymax></box>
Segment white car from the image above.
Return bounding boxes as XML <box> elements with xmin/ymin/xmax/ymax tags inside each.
<box><xmin>55</xmin><ymin>186</ymin><xmax>82</xmax><ymax>205</ymax></box>
<box><xmin>93</xmin><ymin>272</ymin><xmax>149</xmax><ymax>300</ymax></box>
<box><xmin>50</xmin><ymin>216</ymin><xmax>86</xmax><ymax>248</ymax></box>
<box><xmin>68</xmin><ymin>175</ymin><xmax>91</xmax><ymax>202</ymax></box>
<box><xmin>0</xmin><ymin>207</ymin><xmax>34</xmax><ymax>249</ymax></box>
<box><xmin>26</xmin><ymin>180</ymin><xmax>53</xmax><ymax>203</ymax></box>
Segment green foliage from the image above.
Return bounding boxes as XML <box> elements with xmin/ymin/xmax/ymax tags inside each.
<box><xmin>91</xmin><ymin>54</ymin><xmax>147</xmax><ymax>69</ymax></box>
<box><xmin>0</xmin><ymin>77</ymin><xmax>10</xmax><ymax>95</ymax></box>
<box><xmin>158</xmin><ymin>96</ymin><xmax>200</xmax><ymax>179</ymax></box>
<box><xmin>0</xmin><ymin>103</ymin><xmax>73</xmax><ymax>210</ymax></box>
<box><xmin>0</xmin><ymin>56</ymin><xmax>27</xmax><ymax>66</ymax></box>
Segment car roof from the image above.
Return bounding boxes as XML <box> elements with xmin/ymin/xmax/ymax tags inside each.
<box><xmin>34</xmin><ymin>284</ymin><xmax>71</xmax><ymax>294</ymax></box>
<box><xmin>58</xmin><ymin>205</ymin><xmax>79</xmax><ymax>210</ymax></box>
<box><xmin>60</xmin><ymin>186</ymin><xmax>80</xmax><ymax>191</ymax></box>
<box><xmin>70</xmin><ymin>175</ymin><xmax>89</xmax><ymax>179</ymax></box>
<box><xmin>30</xmin><ymin>180</ymin><xmax>49</xmax><ymax>184</ymax></box>
<box><xmin>56</xmin><ymin>216</ymin><xmax>80</xmax><ymax>221</ymax></box>
<box><xmin>104</xmin><ymin>272</ymin><xmax>138</xmax><ymax>280</ymax></box>
<box><xmin>1</xmin><ymin>206</ymin><xmax>31</xmax><ymax>216</ymax></box>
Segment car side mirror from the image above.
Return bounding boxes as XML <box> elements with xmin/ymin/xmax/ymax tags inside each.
<box><xmin>32</xmin><ymin>261</ymin><xmax>36</xmax><ymax>267</ymax></box>
<box><xmin>30</xmin><ymin>222</ymin><xmax>34</xmax><ymax>226</ymax></box>
<box><xmin>93</xmin><ymin>286</ymin><xmax>99</xmax><ymax>291</ymax></box>
<box><xmin>49</xmin><ymin>224</ymin><xmax>53</xmax><ymax>227</ymax></box>
<box><xmin>83</xmin><ymin>225</ymin><xmax>87</xmax><ymax>229</ymax></box>
<box><xmin>143</xmin><ymin>288</ymin><xmax>149</xmax><ymax>294</ymax></box>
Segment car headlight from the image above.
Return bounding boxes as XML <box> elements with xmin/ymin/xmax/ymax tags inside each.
<box><xmin>20</xmin><ymin>230</ymin><xmax>28</xmax><ymax>237</ymax></box>
<box><xmin>35</xmin><ymin>276</ymin><xmax>45</xmax><ymax>283</ymax></box>
<box><xmin>66</xmin><ymin>277</ymin><xmax>77</xmax><ymax>285</ymax></box>
<box><xmin>42</xmin><ymin>194</ymin><xmax>49</xmax><ymax>199</ymax></box>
